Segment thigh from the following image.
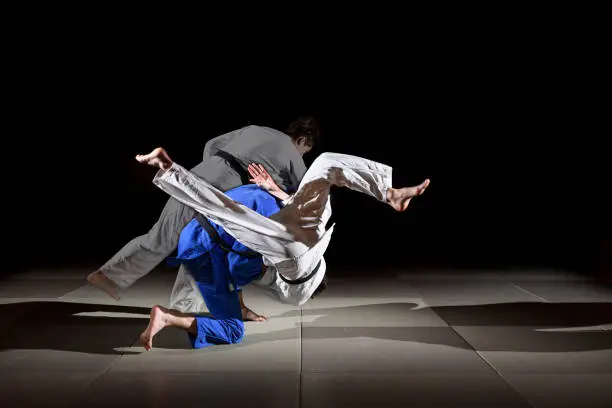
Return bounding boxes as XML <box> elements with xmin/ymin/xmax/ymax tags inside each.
<box><xmin>270</xmin><ymin>178</ymin><xmax>333</xmax><ymax>246</ymax></box>
<box><xmin>199</xmin><ymin>285</ymin><xmax>242</xmax><ymax>320</ymax></box>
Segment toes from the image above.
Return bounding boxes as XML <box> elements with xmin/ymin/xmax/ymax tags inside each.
<box><xmin>140</xmin><ymin>334</ymin><xmax>153</xmax><ymax>351</ymax></box>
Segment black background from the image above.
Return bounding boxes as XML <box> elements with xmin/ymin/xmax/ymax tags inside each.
<box><xmin>5</xmin><ymin>18</ymin><xmax>609</xmax><ymax>279</ymax></box>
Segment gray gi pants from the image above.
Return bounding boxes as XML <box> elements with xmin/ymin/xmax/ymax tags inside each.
<box><xmin>99</xmin><ymin>156</ymin><xmax>244</xmax><ymax>289</ymax></box>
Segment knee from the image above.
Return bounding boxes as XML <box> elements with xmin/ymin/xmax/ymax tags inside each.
<box><xmin>228</xmin><ymin>319</ymin><xmax>245</xmax><ymax>344</ymax></box>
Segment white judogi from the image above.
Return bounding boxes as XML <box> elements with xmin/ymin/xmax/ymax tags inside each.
<box><xmin>154</xmin><ymin>152</ymin><xmax>393</xmax><ymax>306</ymax></box>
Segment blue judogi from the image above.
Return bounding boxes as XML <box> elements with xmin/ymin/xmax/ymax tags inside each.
<box><xmin>167</xmin><ymin>184</ymin><xmax>282</xmax><ymax>348</ymax></box>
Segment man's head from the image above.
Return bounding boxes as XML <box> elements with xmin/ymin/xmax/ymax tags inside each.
<box><xmin>286</xmin><ymin>116</ymin><xmax>321</xmax><ymax>156</ymax></box>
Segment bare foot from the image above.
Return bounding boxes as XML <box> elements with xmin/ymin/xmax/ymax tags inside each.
<box><xmin>86</xmin><ymin>271</ymin><xmax>120</xmax><ymax>300</ymax></box>
<box><xmin>386</xmin><ymin>178</ymin><xmax>430</xmax><ymax>212</ymax></box>
<box><xmin>135</xmin><ymin>147</ymin><xmax>173</xmax><ymax>170</ymax></box>
<box><xmin>139</xmin><ymin>305</ymin><xmax>170</xmax><ymax>351</ymax></box>
<box><xmin>242</xmin><ymin>306</ymin><xmax>268</xmax><ymax>322</ymax></box>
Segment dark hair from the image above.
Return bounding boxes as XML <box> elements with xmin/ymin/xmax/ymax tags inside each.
<box><xmin>286</xmin><ymin>116</ymin><xmax>321</xmax><ymax>147</ymax></box>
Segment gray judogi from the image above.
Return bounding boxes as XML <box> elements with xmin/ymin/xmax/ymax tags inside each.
<box><xmin>100</xmin><ymin>125</ymin><xmax>307</xmax><ymax>289</ymax></box>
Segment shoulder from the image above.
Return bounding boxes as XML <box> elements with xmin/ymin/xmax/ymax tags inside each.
<box><xmin>225</xmin><ymin>184</ymin><xmax>258</xmax><ymax>200</ymax></box>
<box><xmin>244</xmin><ymin>186</ymin><xmax>282</xmax><ymax>211</ymax></box>
<box><xmin>226</xmin><ymin>184</ymin><xmax>275</xmax><ymax>202</ymax></box>
<box><xmin>245</xmin><ymin>126</ymin><xmax>293</xmax><ymax>143</ymax></box>
<box><xmin>246</xmin><ymin>185</ymin><xmax>277</xmax><ymax>202</ymax></box>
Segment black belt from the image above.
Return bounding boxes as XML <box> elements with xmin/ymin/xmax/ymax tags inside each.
<box><xmin>195</xmin><ymin>213</ymin><xmax>259</xmax><ymax>258</ymax></box>
<box><xmin>278</xmin><ymin>260</ymin><xmax>321</xmax><ymax>285</ymax></box>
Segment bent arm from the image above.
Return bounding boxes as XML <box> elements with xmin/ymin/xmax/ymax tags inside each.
<box><xmin>248</xmin><ymin>163</ymin><xmax>292</xmax><ymax>202</ymax></box>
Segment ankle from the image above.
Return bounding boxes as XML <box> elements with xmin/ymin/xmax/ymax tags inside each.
<box><xmin>386</xmin><ymin>187</ymin><xmax>395</xmax><ymax>202</ymax></box>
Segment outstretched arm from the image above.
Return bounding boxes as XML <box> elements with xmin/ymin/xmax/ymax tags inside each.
<box><xmin>248</xmin><ymin>163</ymin><xmax>292</xmax><ymax>202</ymax></box>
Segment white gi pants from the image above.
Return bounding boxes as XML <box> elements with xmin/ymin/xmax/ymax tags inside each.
<box><xmin>154</xmin><ymin>152</ymin><xmax>393</xmax><ymax>307</ymax></box>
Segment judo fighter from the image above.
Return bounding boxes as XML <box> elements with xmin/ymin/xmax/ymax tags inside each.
<box><xmin>87</xmin><ymin>117</ymin><xmax>320</xmax><ymax>301</ymax></box>
<box><xmin>136</xmin><ymin>146</ymin><xmax>430</xmax><ymax>349</ymax></box>
<box><xmin>139</xmin><ymin>182</ymin><xmax>284</xmax><ymax>350</ymax></box>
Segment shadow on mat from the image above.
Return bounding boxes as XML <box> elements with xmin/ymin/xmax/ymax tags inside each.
<box><xmin>0</xmin><ymin>301</ymin><xmax>210</xmax><ymax>355</ymax></box>
<box><xmin>1</xmin><ymin>301</ymin><xmax>611</xmax><ymax>354</ymax></box>
<box><xmin>216</xmin><ymin>301</ymin><xmax>612</xmax><ymax>353</ymax></box>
